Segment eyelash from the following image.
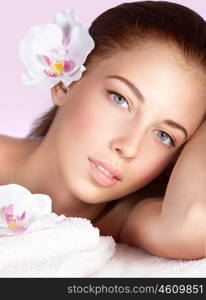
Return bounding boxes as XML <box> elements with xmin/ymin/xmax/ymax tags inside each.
<box><xmin>106</xmin><ymin>89</ymin><xmax>176</xmax><ymax>148</ymax></box>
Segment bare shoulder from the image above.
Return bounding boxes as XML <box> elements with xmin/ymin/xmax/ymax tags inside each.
<box><xmin>0</xmin><ymin>134</ymin><xmax>18</xmax><ymax>161</ymax></box>
<box><xmin>92</xmin><ymin>180</ymin><xmax>167</xmax><ymax>241</ymax></box>
<box><xmin>0</xmin><ymin>133</ymin><xmax>12</xmax><ymax>149</ymax></box>
<box><xmin>0</xmin><ymin>134</ymin><xmax>41</xmax><ymax>180</ymax></box>
<box><xmin>0</xmin><ymin>134</ymin><xmax>28</xmax><ymax>160</ymax></box>
<box><xmin>0</xmin><ymin>134</ymin><xmax>25</xmax><ymax>178</ymax></box>
<box><xmin>0</xmin><ymin>134</ymin><xmax>41</xmax><ymax>156</ymax></box>
<box><xmin>0</xmin><ymin>133</ymin><xmax>26</xmax><ymax>148</ymax></box>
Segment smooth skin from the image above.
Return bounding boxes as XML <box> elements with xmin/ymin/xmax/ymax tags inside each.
<box><xmin>1</xmin><ymin>41</ymin><xmax>206</xmax><ymax>259</ymax></box>
<box><xmin>119</xmin><ymin>119</ymin><xmax>206</xmax><ymax>259</ymax></box>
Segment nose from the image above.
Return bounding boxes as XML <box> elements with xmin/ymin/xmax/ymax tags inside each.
<box><xmin>111</xmin><ymin>132</ymin><xmax>143</xmax><ymax>160</ymax></box>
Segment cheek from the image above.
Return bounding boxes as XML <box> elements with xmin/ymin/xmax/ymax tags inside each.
<box><xmin>130</xmin><ymin>148</ymin><xmax>173</xmax><ymax>189</ymax></box>
<box><xmin>145</xmin><ymin>159</ymin><xmax>168</xmax><ymax>180</ymax></box>
<box><xmin>59</xmin><ymin>97</ymin><xmax>111</xmax><ymax>153</ymax></box>
<box><xmin>66</xmin><ymin>94</ymin><xmax>117</xmax><ymax>145</ymax></box>
<box><xmin>71</xmin><ymin>104</ymin><xmax>102</xmax><ymax>144</ymax></box>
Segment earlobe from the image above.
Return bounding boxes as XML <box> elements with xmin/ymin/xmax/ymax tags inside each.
<box><xmin>51</xmin><ymin>82</ymin><xmax>68</xmax><ymax>106</ymax></box>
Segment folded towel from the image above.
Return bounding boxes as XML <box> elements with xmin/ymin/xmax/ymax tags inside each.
<box><xmin>0</xmin><ymin>217</ymin><xmax>116</xmax><ymax>277</ymax></box>
<box><xmin>92</xmin><ymin>243</ymin><xmax>206</xmax><ymax>277</ymax></box>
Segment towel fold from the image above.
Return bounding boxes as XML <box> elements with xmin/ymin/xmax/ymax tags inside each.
<box><xmin>0</xmin><ymin>217</ymin><xmax>116</xmax><ymax>277</ymax></box>
<box><xmin>91</xmin><ymin>243</ymin><xmax>206</xmax><ymax>277</ymax></box>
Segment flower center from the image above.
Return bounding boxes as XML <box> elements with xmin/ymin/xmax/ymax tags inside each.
<box><xmin>51</xmin><ymin>61</ymin><xmax>64</xmax><ymax>74</ymax></box>
<box><xmin>8</xmin><ymin>220</ymin><xmax>21</xmax><ymax>229</ymax></box>
<box><xmin>1</xmin><ymin>204</ymin><xmax>27</xmax><ymax>233</ymax></box>
<box><xmin>42</xmin><ymin>54</ymin><xmax>75</xmax><ymax>78</ymax></box>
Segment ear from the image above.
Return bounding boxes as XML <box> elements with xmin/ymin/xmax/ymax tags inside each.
<box><xmin>51</xmin><ymin>82</ymin><xmax>68</xmax><ymax>106</ymax></box>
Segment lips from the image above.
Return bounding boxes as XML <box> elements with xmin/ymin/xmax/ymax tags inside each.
<box><xmin>88</xmin><ymin>157</ymin><xmax>123</xmax><ymax>181</ymax></box>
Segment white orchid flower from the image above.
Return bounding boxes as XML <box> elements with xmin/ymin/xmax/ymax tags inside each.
<box><xmin>0</xmin><ymin>184</ymin><xmax>65</xmax><ymax>236</ymax></box>
<box><xmin>19</xmin><ymin>8</ymin><xmax>95</xmax><ymax>89</ymax></box>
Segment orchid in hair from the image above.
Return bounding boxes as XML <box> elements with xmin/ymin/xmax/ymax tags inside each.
<box><xmin>0</xmin><ymin>184</ymin><xmax>65</xmax><ymax>236</ymax></box>
<box><xmin>19</xmin><ymin>8</ymin><xmax>95</xmax><ymax>89</ymax></box>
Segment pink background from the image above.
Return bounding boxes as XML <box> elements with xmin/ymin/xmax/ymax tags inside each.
<box><xmin>1</xmin><ymin>0</ymin><xmax>206</xmax><ymax>137</ymax></box>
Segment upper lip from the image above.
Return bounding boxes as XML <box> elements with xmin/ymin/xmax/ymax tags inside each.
<box><xmin>88</xmin><ymin>157</ymin><xmax>123</xmax><ymax>181</ymax></box>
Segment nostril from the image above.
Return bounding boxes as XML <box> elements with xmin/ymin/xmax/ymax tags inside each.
<box><xmin>115</xmin><ymin>148</ymin><xmax>123</xmax><ymax>155</ymax></box>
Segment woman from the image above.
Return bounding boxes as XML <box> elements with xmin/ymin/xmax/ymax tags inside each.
<box><xmin>1</xmin><ymin>1</ymin><xmax>206</xmax><ymax>259</ymax></box>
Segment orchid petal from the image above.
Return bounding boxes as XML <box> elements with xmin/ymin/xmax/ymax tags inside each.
<box><xmin>0</xmin><ymin>184</ymin><xmax>64</xmax><ymax>236</ymax></box>
<box><xmin>18</xmin><ymin>211</ymin><xmax>26</xmax><ymax>220</ymax></box>
<box><xmin>27</xmin><ymin>213</ymin><xmax>65</xmax><ymax>232</ymax></box>
<box><xmin>0</xmin><ymin>184</ymin><xmax>31</xmax><ymax>214</ymax></box>
<box><xmin>53</xmin><ymin>8</ymin><xmax>79</xmax><ymax>46</ymax></box>
<box><xmin>22</xmin><ymin>69</ymin><xmax>59</xmax><ymax>89</ymax></box>
<box><xmin>63</xmin><ymin>60</ymin><xmax>75</xmax><ymax>72</ymax></box>
<box><xmin>41</xmin><ymin>55</ymin><xmax>52</xmax><ymax>66</ymax></box>
<box><xmin>29</xmin><ymin>194</ymin><xmax>52</xmax><ymax>216</ymax></box>
<box><xmin>19</xmin><ymin>24</ymin><xmax>63</xmax><ymax>77</ymax></box>
<box><xmin>19</xmin><ymin>8</ymin><xmax>95</xmax><ymax>89</ymax></box>
<box><xmin>67</xmin><ymin>24</ymin><xmax>95</xmax><ymax>66</ymax></box>
<box><xmin>60</xmin><ymin>65</ymin><xmax>86</xmax><ymax>88</ymax></box>
<box><xmin>4</xmin><ymin>204</ymin><xmax>13</xmax><ymax>215</ymax></box>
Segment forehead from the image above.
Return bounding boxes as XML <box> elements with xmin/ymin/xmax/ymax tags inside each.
<box><xmin>94</xmin><ymin>42</ymin><xmax>202</xmax><ymax>83</ymax></box>
<box><xmin>89</xmin><ymin>43</ymin><xmax>206</xmax><ymax>135</ymax></box>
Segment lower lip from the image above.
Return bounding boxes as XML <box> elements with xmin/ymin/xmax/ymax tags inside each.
<box><xmin>89</xmin><ymin>159</ymin><xmax>119</xmax><ymax>187</ymax></box>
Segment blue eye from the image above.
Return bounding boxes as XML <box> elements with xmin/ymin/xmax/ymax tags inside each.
<box><xmin>154</xmin><ymin>130</ymin><xmax>176</xmax><ymax>147</ymax></box>
<box><xmin>107</xmin><ymin>90</ymin><xmax>129</xmax><ymax>109</ymax></box>
<box><xmin>106</xmin><ymin>90</ymin><xmax>176</xmax><ymax>148</ymax></box>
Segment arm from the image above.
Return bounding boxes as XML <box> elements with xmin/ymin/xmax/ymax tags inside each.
<box><xmin>119</xmin><ymin>120</ymin><xmax>206</xmax><ymax>259</ymax></box>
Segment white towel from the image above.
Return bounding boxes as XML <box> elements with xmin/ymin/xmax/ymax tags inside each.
<box><xmin>2</xmin><ymin>215</ymin><xmax>206</xmax><ymax>278</ymax></box>
<box><xmin>92</xmin><ymin>243</ymin><xmax>206</xmax><ymax>277</ymax></box>
<box><xmin>0</xmin><ymin>217</ymin><xmax>116</xmax><ymax>277</ymax></box>
<box><xmin>1</xmin><ymin>181</ymin><xmax>205</xmax><ymax>278</ymax></box>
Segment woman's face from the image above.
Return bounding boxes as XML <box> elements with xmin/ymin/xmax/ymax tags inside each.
<box><xmin>50</xmin><ymin>43</ymin><xmax>206</xmax><ymax>203</ymax></box>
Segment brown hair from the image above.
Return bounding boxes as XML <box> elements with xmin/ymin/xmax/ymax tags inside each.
<box><xmin>27</xmin><ymin>1</ymin><xmax>206</xmax><ymax>138</ymax></box>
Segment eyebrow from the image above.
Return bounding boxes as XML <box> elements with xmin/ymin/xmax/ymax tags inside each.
<box><xmin>107</xmin><ymin>75</ymin><xmax>145</xmax><ymax>103</ymax></box>
<box><xmin>107</xmin><ymin>75</ymin><xmax>188</xmax><ymax>140</ymax></box>
<box><xmin>163</xmin><ymin>120</ymin><xmax>188</xmax><ymax>140</ymax></box>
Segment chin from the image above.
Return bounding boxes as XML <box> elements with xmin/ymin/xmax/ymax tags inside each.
<box><xmin>68</xmin><ymin>177</ymin><xmax>109</xmax><ymax>204</ymax></box>
<box><xmin>64</xmin><ymin>160</ymin><xmax>122</xmax><ymax>204</ymax></box>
